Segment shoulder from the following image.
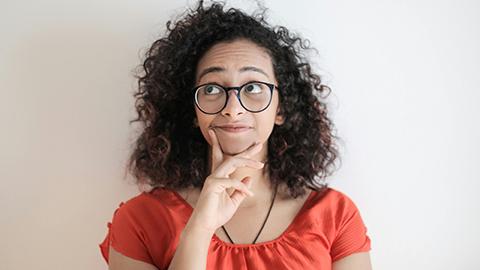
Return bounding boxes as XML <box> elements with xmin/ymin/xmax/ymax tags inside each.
<box><xmin>112</xmin><ymin>190</ymin><xmax>155</xmax><ymax>215</ymax></box>
<box><xmin>310</xmin><ymin>186</ymin><xmax>361</xmax><ymax>212</ymax></box>
<box><xmin>111</xmin><ymin>187</ymin><xmax>193</xmax><ymax>231</ymax></box>
<box><xmin>111</xmin><ymin>187</ymin><xmax>175</xmax><ymax>220</ymax></box>
<box><xmin>318</xmin><ymin>188</ymin><xmax>371</xmax><ymax>261</ymax></box>
<box><xmin>307</xmin><ymin>187</ymin><xmax>367</xmax><ymax>231</ymax></box>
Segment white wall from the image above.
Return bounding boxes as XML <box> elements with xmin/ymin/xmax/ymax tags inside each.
<box><xmin>1</xmin><ymin>0</ymin><xmax>479</xmax><ymax>269</ymax></box>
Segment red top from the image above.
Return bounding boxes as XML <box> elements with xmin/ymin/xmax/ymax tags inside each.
<box><xmin>99</xmin><ymin>187</ymin><xmax>371</xmax><ymax>269</ymax></box>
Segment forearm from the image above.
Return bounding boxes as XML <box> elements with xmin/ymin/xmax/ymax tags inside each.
<box><xmin>167</xmin><ymin>221</ymin><xmax>213</xmax><ymax>270</ymax></box>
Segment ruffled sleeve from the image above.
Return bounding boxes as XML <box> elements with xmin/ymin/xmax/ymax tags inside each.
<box><xmin>330</xmin><ymin>192</ymin><xmax>371</xmax><ymax>262</ymax></box>
<box><xmin>99</xmin><ymin>201</ymin><xmax>154</xmax><ymax>265</ymax></box>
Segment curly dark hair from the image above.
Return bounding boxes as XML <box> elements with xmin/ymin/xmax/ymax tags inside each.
<box><xmin>127</xmin><ymin>0</ymin><xmax>341</xmax><ymax>199</ymax></box>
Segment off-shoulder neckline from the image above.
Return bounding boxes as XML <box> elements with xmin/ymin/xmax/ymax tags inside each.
<box><xmin>159</xmin><ymin>187</ymin><xmax>318</xmax><ymax>248</ymax></box>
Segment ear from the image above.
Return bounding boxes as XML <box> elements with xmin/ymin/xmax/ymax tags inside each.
<box><xmin>275</xmin><ymin>107</ymin><xmax>285</xmax><ymax>125</ymax></box>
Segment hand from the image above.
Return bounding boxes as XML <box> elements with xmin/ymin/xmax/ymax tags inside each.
<box><xmin>186</xmin><ymin>128</ymin><xmax>264</xmax><ymax>234</ymax></box>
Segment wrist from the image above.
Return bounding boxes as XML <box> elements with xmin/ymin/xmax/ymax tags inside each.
<box><xmin>181</xmin><ymin>219</ymin><xmax>216</xmax><ymax>241</ymax></box>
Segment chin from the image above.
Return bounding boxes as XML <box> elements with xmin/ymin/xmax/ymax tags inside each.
<box><xmin>219</xmin><ymin>139</ymin><xmax>256</xmax><ymax>155</ymax></box>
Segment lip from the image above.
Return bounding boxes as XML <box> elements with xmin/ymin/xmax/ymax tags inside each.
<box><xmin>215</xmin><ymin>124</ymin><xmax>252</xmax><ymax>128</ymax></box>
<box><xmin>212</xmin><ymin>124</ymin><xmax>253</xmax><ymax>133</ymax></box>
<box><xmin>216</xmin><ymin>126</ymin><xmax>252</xmax><ymax>133</ymax></box>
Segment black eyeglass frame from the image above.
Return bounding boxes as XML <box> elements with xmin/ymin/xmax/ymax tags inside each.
<box><xmin>193</xmin><ymin>80</ymin><xmax>279</xmax><ymax>115</ymax></box>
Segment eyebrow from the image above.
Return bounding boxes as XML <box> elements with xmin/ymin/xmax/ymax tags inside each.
<box><xmin>197</xmin><ymin>66</ymin><xmax>270</xmax><ymax>81</ymax></box>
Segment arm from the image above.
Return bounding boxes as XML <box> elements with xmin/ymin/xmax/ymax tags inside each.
<box><xmin>167</xmin><ymin>130</ymin><xmax>260</xmax><ymax>269</ymax></box>
<box><xmin>106</xmin><ymin>216</ymin><xmax>213</xmax><ymax>270</ymax></box>
<box><xmin>332</xmin><ymin>252</ymin><xmax>372</xmax><ymax>270</ymax></box>
<box><xmin>167</xmin><ymin>222</ymin><xmax>214</xmax><ymax>270</ymax></box>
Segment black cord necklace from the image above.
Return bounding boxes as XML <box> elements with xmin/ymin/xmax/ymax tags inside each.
<box><xmin>221</xmin><ymin>182</ymin><xmax>279</xmax><ymax>244</ymax></box>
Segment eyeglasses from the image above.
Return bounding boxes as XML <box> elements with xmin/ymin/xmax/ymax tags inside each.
<box><xmin>193</xmin><ymin>81</ymin><xmax>278</xmax><ymax>114</ymax></box>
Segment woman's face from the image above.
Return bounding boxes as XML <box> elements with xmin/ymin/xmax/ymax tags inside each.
<box><xmin>194</xmin><ymin>38</ymin><xmax>284</xmax><ymax>156</ymax></box>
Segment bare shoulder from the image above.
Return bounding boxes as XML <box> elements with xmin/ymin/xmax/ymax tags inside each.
<box><xmin>108</xmin><ymin>246</ymin><xmax>158</xmax><ymax>270</ymax></box>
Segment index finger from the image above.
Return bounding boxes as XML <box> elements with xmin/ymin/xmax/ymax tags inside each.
<box><xmin>211</xmin><ymin>141</ymin><xmax>264</xmax><ymax>178</ymax></box>
<box><xmin>208</xmin><ymin>128</ymin><xmax>223</xmax><ymax>173</ymax></box>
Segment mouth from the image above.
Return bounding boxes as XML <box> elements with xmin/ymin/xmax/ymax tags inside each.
<box><xmin>212</xmin><ymin>126</ymin><xmax>253</xmax><ymax>133</ymax></box>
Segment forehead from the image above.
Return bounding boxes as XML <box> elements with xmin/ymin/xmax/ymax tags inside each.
<box><xmin>195</xmin><ymin>39</ymin><xmax>274</xmax><ymax>81</ymax></box>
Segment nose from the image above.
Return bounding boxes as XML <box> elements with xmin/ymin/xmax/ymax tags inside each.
<box><xmin>221</xmin><ymin>89</ymin><xmax>245</xmax><ymax>117</ymax></box>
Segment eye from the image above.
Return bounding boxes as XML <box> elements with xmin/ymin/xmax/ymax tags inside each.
<box><xmin>243</xmin><ymin>83</ymin><xmax>263</xmax><ymax>94</ymax></box>
<box><xmin>202</xmin><ymin>84</ymin><xmax>223</xmax><ymax>95</ymax></box>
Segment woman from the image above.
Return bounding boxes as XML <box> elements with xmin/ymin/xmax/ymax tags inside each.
<box><xmin>99</xmin><ymin>1</ymin><xmax>372</xmax><ymax>269</ymax></box>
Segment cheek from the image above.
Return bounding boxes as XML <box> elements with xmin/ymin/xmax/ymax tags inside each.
<box><xmin>195</xmin><ymin>107</ymin><xmax>214</xmax><ymax>143</ymax></box>
<box><xmin>255</xmin><ymin>99</ymin><xmax>279</xmax><ymax>140</ymax></box>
